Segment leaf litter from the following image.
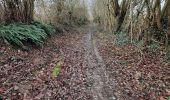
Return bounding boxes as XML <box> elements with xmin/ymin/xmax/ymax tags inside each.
<box><xmin>95</xmin><ymin>31</ymin><xmax>170</xmax><ymax>100</ymax></box>
<box><xmin>0</xmin><ymin>26</ymin><xmax>170</xmax><ymax>100</ymax></box>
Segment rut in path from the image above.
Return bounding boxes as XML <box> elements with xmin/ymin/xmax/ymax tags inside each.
<box><xmin>83</xmin><ymin>26</ymin><xmax>116</xmax><ymax>100</ymax></box>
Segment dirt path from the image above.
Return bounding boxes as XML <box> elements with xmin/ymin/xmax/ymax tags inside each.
<box><xmin>83</xmin><ymin>26</ymin><xmax>116</xmax><ymax>100</ymax></box>
<box><xmin>1</xmin><ymin>25</ymin><xmax>169</xmax><ymax>100</ymax></box>
<box><xmin>0</xmin><ymin>25</ymin><xmax>116</xmax><ymax>100</ymax></box>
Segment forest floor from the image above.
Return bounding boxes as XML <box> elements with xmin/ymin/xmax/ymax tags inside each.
<box><xmin>0</xmin><ymin>25</ymin><xmax>170</xmax><ymax>100</ymax></box>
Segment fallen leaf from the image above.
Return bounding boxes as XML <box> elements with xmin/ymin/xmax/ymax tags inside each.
<box><xmin>166</xmin><ymin>89</ymin><xmax>170</xmax><ymax>96</ymax></box>
<box><xmin>52</xmin><ymin>61</ymin><xmax>62</xmax><ymax>77</ymax></box>
<box><xmin>159</xmin><ymin>96</ymin><xmax>166</xmax><ymax>100</ymax></box>
<box><xmin>0</xmin><ymin>88</ymin><xmax>4</xmax><ymax>93</ymax></box>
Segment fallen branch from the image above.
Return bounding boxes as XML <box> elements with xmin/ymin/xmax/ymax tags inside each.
<box><xmin>151</xmin><ymin>38</ymin><xmax>164</xmax><ymax>45</ymax></box>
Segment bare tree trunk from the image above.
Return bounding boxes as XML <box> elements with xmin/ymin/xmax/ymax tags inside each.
<box><xmin>111</xmin><ymin>0</ymin><xmax>130</xmax><ymax>32</ymax></box>
<box><xmin>3</xmin><ymin>0</ymin><xmax>35</xmax><ymax>24</ymax></box>
<box><xmin>130</xmin><ymin>1</ymin><xmax>133</xmax><ymax>43</ymax></box>
<box><xmin>164</xmin><ymin>0</ymin><xmax>170</xmax><ymax>51</ymax></box>
<box><xmin>23</xmin><ymin>0</ymin><xmax>35</xmax><ymax>23</ymax></box>
<box><xmin>155</xmin><ymin>0</ymin><xmax>161</xmax><ymax>29</ymax></box>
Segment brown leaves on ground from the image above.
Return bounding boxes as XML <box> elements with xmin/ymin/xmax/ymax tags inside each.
<box><xmin>0</xmin><ymin>34</ymin><xmax>61</xmax><ymax>99</ymax></box>
<box><xmin>0</xmin><ymin>28</ymin><xmax>91</xmax><ymax>99</ymax></box>
<box><xmin>0</xmin><ymin>26</ymin><xmax>170</xmax><ymax>100</ymax></box>
<box><xmin>96</xmin><ymin>32</ymin><xmax>170</xmax><ymax>100</ymax></box>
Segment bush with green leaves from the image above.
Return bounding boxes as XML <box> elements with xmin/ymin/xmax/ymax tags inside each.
<box><xmin>32</xmin><ymin>21</ymin><xmax>56</xmax><ymax>36</ymax></box>
<box><xmin>0</xmin><ymin>22</ymin><xmax>56</xmax><ymax>47</ymax></box>
<box><xmin>76</xmin><ymin>16</ymin><xmax>88</xmax><ymax>25</ymax></box>
<box><xmin>114</xmin><ymin>32</ymin><xmax>130</xmax><ymax>46</ymax></box>
<box><xmin>114</xmin><ymin>32</ymin><xmax>146</xmax><ymax>50</ymax></box>
<box><xmin>147</xmin><ymin>42</ymin><xmax>161</xmax><ymax>52</ymax></box>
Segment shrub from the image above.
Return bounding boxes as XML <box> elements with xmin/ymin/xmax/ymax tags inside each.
<box><xmin>32</xmin><ymin>21</ymin><xmax>56</xmax><ymax>36</ymax></box>
<box><xmin>114</xmin><ymin>32</ymin><xmax>130</xmax><ymax>46</ymax></box>
<box><xmin>0</xmin><ymin>22</ymin><xmax>56</xmax><ymax>47</ymax></box>
<box><xmin>114</xmin><ymin>32</ymin><xmax>145</xmax><ymax>49</ymax></box>
<box><xmin>165</xmin><ymin>52</ymin><xmax>170</xmax><ymax>61</ymax></box>
<box><xmin>147</xmin><ymin>42</ymin><xmax>161</xmax><ymax>52</ymax></box>
<box><xmin>76</xmin><ymin>16</ymin><xmax>88</xmax><ymax>25</ymax></box>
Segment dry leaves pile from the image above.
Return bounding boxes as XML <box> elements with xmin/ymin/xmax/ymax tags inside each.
<box><xmin>0</xmin><ymin>26</ymin><xmax>170</xmax><ymax>100</ymax></box>
<box><xmin>0</xmin><ymin>28</ymin><xmax>91</xmax><ymax>100</ymax></box>
<box><xmin>96</xmin><ymin>32</ymin><xmax>170</xmax><ymax>100</ymax></box>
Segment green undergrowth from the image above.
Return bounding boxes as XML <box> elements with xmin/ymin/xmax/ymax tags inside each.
<box><xmin>0</xmin><ymin>21</ymin><xmax>56</xmax><ymax>48</ymax></box>
<box><xmin>114</xmin><ymin>32</ymin><xmax>170</xmax><ymax>62</ymax></box>
<box><xmin>164</xmin><ymin>52</ymin><xmax>170</xmax><ymax>61</ymax></box>
<box><xmin>114</xmin><ymin>31</ymin><xmax>161</xmax><ymax>52</ymax></box>
<box><xmin>114</xmin><ymin>32</ymin><xmax>130</xmax><ymax>46</ymax></box>
<box><xmin>75</xmin><ymin>16</ymin><xmax>88</xmax><ymax>26</ymax></box>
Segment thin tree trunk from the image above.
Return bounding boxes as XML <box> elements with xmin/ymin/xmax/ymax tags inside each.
<box><xmin>130</xmin><ymin>1</ymin><xmax>133</xmax><ymax>43</ymax></box>
<box><xmin>3</xmin><ymin>0</ymin><xmax>35</xmax><ymax>24</ymax></box>
<box><xmin>165</xmin><ymin>0</ymin><xmax>170</xmax><ymax>52</ymax></box>
<box><xmin>155</xmin><ymin>0</ymin><xmax>162</xmax><ymax>29</ymax></box>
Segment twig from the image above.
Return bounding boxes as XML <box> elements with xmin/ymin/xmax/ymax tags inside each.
<box><xmin>151</xmin><ymin>38</ymin><xmax>164</xmax><ymax>45</ymax></box>
<box><xmin>132</xmin><ymin>44</ymin><xmax>144</xmax><ymax>66</ymax></box>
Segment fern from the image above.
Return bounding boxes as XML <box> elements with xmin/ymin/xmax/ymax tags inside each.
<box><xmin>0</xmin><ymin>22</ymin><xmax>56</xmax><ymax>47</ymax></box>
<box><xmin>32</xmin><ymin>21</ymin><xmax>56</xmax><ymax>36</ymax></box>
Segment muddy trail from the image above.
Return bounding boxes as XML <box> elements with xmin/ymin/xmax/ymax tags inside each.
<box><xmin>0</xmin><ymin>25</ymin><xmax>116</xmax><ymax>100</ymax></box>
<box><xmin>0</xmin><ymin>25</ymin><xmax>170</xmax><ymax>100</ymax></box>
<box><xmin>84</xmin><ymin>26</ymin><xmax>116</xmax><ymax>100</ymax></box>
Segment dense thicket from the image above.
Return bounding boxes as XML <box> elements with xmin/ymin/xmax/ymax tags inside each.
<box><xmin>92</xmin><ymin>0</ymin><xmax>170</xmax><ymax>50</ymax></box>
<box><xmin>0</xmin><ymin>0</ymin><xmax>89</xmax><ymax>25</ymax></box>
<box><xmin>35</xmin><ymin>0</ymin><xmax>89</xmax><ymax>26</ymax></box>
<box><xmin>0</xmin><ymin>0</ymin><xmax>89</xmax><ymax>47</ymax></box>
<box><xmin>0</xmin><ymin>0</ymin><xmax>35</xmax><ymax>23</ymax></box>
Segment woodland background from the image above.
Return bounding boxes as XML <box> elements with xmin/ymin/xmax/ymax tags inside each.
<box><xmin>0</xmin><ymin>0</ymin><xmax>170</xmax><ymax>100</ymax></box>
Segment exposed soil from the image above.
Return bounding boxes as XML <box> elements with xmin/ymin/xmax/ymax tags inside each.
<box><xmin>83</xmin><ymin>25</ymin><xmax>116</xmax><ymax>100</ymax></box>
<box><xmin>0</xmin><ymin>25</ymin><xmax>170</xmax><ymax>100</ymax></box>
